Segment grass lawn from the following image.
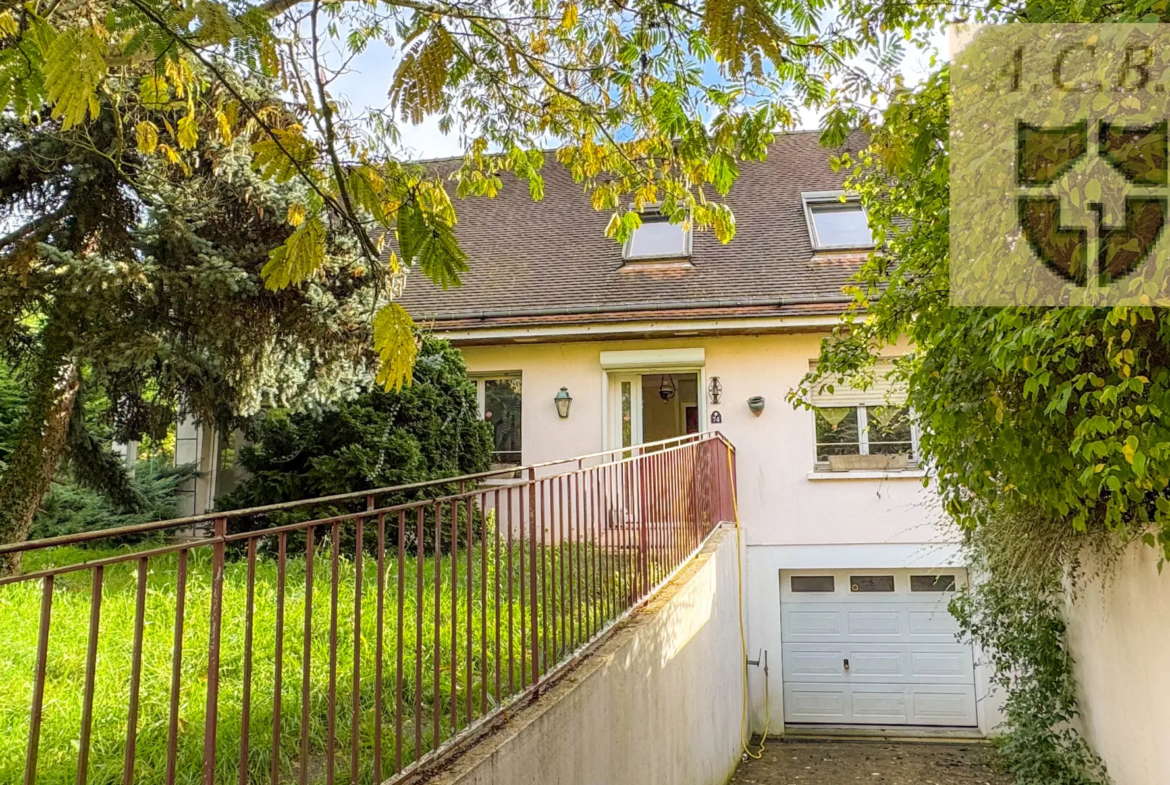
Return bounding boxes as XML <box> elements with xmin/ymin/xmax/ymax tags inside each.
<box><xmin>1</xmin><ymin>538</ymin><xmax>635</xmax><ymax>785</ymax></box>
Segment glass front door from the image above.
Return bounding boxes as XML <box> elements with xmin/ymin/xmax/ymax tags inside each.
<box><xmin>608</xmin><ymin>372</ymin><xmax>700</xmax><ymax>450</ymax></box>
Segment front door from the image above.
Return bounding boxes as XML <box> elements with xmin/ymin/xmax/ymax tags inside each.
<box><xmin>608</xmin><ymin>372</ymin><xmax>700</xmax><ymax>450</ymax></box>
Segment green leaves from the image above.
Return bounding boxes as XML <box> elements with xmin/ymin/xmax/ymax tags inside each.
<box><xmin>138</xmin><ymin>75</ymin><xmax>170</xmax><ymax>108</ymax></box>
<box><xmin>372</xmin><ymin>304</ymin><xmax>418</xmax><ymax>392</ymax></box>
<box><xmin>135</xmin><ymin>121</ymin><xmax>159</xmax><ymax>154</ymax></box>
<box><xmin>176</xmin><ymin>114</ymin><xmax>198</xmax><ymax>150</ymax></box>
<box><xmin>703</xmin><ymin>0</ymin><xmax>789</xmax><ymax>77</ymax></box>
<box><xmin>261</xmin><ymin>216</ymin><xmax>326</xmax><ymax>290</ymax></box>
<box><xmin>0</xmin><ymin>0</ymin><xmax>907</xmax><ymax>452</ymax></box>
<box><xmin>252</xmin><ymin>129</ymin><xmax>316</xmax><ymax>184</ymax></box>
<box><xmin>390</xmin><ymin>26</ymin><xmax>454</xmax><ymax>125</ymax></box>
<box><xmin>707</xmin><ymin>150</ymin><xmax>739</xmax><ymax>196</ymax></box>
<box><xmin>397</xmin><ymin>196</ymin><xmax>469</xmax><ymax>290</ymax></box>
<box><xmin>44</xmin><ymin>28</ymin><xmax>107</xmax><ymax>130</ymax></box>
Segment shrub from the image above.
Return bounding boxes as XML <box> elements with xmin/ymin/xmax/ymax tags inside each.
<box><xmin>30</xmin><ymin>462</ymin><xmax>198</xmax><ymax>543</ymax></box>
<box><xmin>219</xmin><ymin>337</ymin><xmax>494</xmax><ymax>552</ymax></box>
<box><xmin>0</xmin><ymin>362</ymin><xmax>28</xmax><ymax>473</ymax></box>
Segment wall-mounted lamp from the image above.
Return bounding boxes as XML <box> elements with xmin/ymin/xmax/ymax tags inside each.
<box><xmin>747</xmin><ymin>396</ymin><xmax>766</xmax><ymax>416</ymax></box>
<box><xmin>554</xmin><ymin>387</ymin><xmax>573</xmax><ymax>418</ymax></box>
<box><xmin>708</xmin><ymin>376</ymin><xmax>722</xmax><ymax>405</ymax></box>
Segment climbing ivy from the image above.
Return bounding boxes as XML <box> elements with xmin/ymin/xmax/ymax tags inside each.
<box><xmin>949</xmin><ymin>506</ymin><xmax>1115</xmax><ymax>785</ymax></box>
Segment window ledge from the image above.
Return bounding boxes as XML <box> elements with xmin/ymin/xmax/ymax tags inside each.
<box><xmin>619</xmin><ymin>258</ymin><xmax>694</xmax><ymax>272</ymax></box>
<box><xmin>807</xmin><ymin>470</ymin><xmax>927</xmax><ymax>481</ymax></box>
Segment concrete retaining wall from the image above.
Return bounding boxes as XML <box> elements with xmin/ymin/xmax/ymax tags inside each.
<box><xmin>1065</xmin><ymin>540</ymin><xmax>1170</xmax><ymax>785</ymax></box>
<box><xmin>425</xmin><ymin>525</ymin><xmax>745</xmax><ymax>785</ymax></box>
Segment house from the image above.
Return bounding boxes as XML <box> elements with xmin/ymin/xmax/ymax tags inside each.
<box><xmin>394</xmin><ymin>130</ymin><xmax>999</xmax><ymax>736</ymax></box>
<box><xmin>174</xmin><ymin>131</ymin><xmax>997</xmax><ymax>736</ymax></box>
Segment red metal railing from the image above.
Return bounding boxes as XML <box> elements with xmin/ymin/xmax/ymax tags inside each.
<box><xmin>0</xmin><ymin>432</ymin><xmax>735</xmax><ymax>785</ymax></box>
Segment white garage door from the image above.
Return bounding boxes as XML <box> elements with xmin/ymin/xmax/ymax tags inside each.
<box><xmin>779</xmin><ymin>569</ymin><xmax>977</xmax><ymax>727</ymax></box>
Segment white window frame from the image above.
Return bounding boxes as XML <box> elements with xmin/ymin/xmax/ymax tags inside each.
<box><xmin>812</xmin><ymin>403</ymin><xmax>921</xmax><ymax>470</ymax></box>
<box><xmin>802</xmin><ymin>190</ymin><xmax>875</xmax><ymax>251</ymax></box>
<box><xmin>472</xmin><ymin>373</ymin><xmax>523</xmax><ymax>466</ymax></box>
<box><xmin>622</xmin><ymin>206</ymin><xmax>693</xmax><ymax>261</ymax></box>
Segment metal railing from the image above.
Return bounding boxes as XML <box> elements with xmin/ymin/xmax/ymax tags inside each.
<box><xmin>0</xmin><ymin>431</ymin><xmax>736</xmax><ymax>785</ymax></box>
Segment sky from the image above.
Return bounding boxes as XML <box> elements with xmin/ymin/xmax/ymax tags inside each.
<box><xmin>330</xmin><ymin>25</ymin><xmax>951</xmax><ymax>161</ymax></box>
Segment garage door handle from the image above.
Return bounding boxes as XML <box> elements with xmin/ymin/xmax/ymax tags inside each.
<box><xmin>843</xmin><ymin>658</ymin><xmax>850</xmax><ymax>671</ymax></box>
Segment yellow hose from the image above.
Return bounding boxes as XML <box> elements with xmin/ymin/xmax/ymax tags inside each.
<box><xmin>730</xmin><ymin>444</ymin><xmax>769</xmax><ymax>760</ymax></box>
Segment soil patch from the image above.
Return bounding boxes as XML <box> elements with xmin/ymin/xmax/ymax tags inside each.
<box><xmin>728</xmin><ymin>738</ymin><xmax>1012</xmax><ymax>785</ymax></box>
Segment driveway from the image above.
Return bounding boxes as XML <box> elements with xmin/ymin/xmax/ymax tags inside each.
<box><xmin>728</xmin><ymin>739</ymin><xmax>1012</xmax><ymax>785</ymax></box>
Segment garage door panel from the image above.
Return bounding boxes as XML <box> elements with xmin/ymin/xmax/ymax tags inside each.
<box><xmin>910</xmin><ymin>650</ymin><xmax>974</xmax><ymax>680</ymax></box>
<box><xmin>785</xmin><ymin>610</ymin><xmax>843</xmax><ymax>639</ymax></box>
<box><xmin>782</xmin><ymin>684</ymin><xmax>978</xmax><ymax>726</ymax></box>
<box><xmin>908</xmin><ymin>608</ymin><xmax>962</xmax><ymax>640</ymax></box>
<box><xmin>783</xmin><ymin>645</ymin><xmax>908</xmax><ymax>682</ymax></box>
<box><xmin>851</xmin><ymin>687</ymin><xmax>910</xmax><ymax>723</ymax></box>
<box><xmin>911</xmin><ymin>688</ymin><xmax>977</xmax><ymax>725</ymax></box>
<box><xmin>783</xmin><ymin>685</ymin><xmax>848</xmax><ymax>722</ymax></box>
<box><xmin>847</xmin><ymin>610</ymin><xmax>902</xmax><ymax>637</ymax></box>
<box><xmin>783</xmin><ymin>643</ymin><xmax>973</xmax><ymax>684</ymax></box>
<box><xmin>848</xmin><ymin>650</ymin><xmax>905</xmax><ymax>678</ymax></box>
<box><xmin>783</xmin><ymin>604</ymin><xmax>902</xmax><ymax>642</ymax></box>
<box><xmin>784</xmin><ymin>649</ymin><xmax>847</xmax><ymax>679</ymax></box>
<box><xmin>785</xmin><ymin>604</ymin><xmax>960</xmax><ymax>644</ymax></box>
<box><xmin>780</xmin><ymin>569</ymin><xmax>977</xmax><ymax>728</ymax></box>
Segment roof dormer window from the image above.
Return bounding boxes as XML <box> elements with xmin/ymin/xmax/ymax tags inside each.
<box><xmin>623</xmin><ymin>209</ymin><xmax>691</xmax><ymax>261</ymax></box>
<box><xmin>802</xmin><ymin>191</ymin><xmax>874</xmax><ymax>250</ymax></box>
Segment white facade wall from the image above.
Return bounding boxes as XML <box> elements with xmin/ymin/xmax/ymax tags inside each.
<box><xmin>1065</xmin><ymin>540</ymin><xmax>1170</xmax><ymax>785</ymax></box>
<box><xmin>455</xmin><ymin>332</ymin><xmax>998</xmax><ymax>734</ymax></box>
<box><xmin>459</xmin><ymin>334</ymin><xmax>947</xmax><ymax>549</ymax></box>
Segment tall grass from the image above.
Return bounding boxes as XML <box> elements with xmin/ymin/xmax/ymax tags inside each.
<box><xmin>1</xmin><ymin>539</ymin><xmax>640</xmax><ymax>785</ymax></box>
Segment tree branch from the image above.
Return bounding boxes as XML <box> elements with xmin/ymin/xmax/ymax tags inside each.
<box><xmin>122</xmin><ymin>0</ymin><xmax>381</xmax><ymax>260</ymax></box>
<box><xmin>0</xmin><ymin>205</ymin><xmax>66</xmax><ymax>250</ymax></box>
<box><xmin>309</xmin><ymin>0</ymin><xmax>383</xmax><ymax>263</ymax></box>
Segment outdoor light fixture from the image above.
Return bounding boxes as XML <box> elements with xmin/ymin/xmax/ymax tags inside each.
<box><xmin>554</xmin><ymin>387</ymin><xmax>573</xmax><ymax>418</ymax></box>
<box><xmin>747</xmin><ymin>396</ymin><xmax>766</xmax><ymax>416</ymax></box>
<box><xmin>659</xmin><ymin>374</ymin><xmax>677</xmax><ymax>403</ymax></box>
<box><xmin>708</xmin><ymin>376</ymin><xmax>722</xmax><ymax>405</ymax></box>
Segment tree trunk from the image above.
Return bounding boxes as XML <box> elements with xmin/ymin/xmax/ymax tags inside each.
<box><xmin>0</xmin><ymin>357</ymin><xmax>80</xmax><ymax>576</ymax></box>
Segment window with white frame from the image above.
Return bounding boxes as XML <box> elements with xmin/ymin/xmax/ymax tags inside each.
<box><xmin>814</xmin><ymin>403</ymin><xmax>919</xmax><ymax>465</ymax></box>
<box><xmin>473</xmin><ymin>375</ymin><xmax>522</xmax><ymax>467</ymax></box>
<box><xmin>802</xmin><ymin>191</ymin><xmax>874</xmax><ymax>250</ymax></box>
<box><xmin>808</xmin><ymin>358</ymin><xmax>918</xmax><ymax>470</ymax></box>
<box><xmin>623</xmin><ymin>208</ymin><xmax>691</xmax><ymax>260</ymax></box>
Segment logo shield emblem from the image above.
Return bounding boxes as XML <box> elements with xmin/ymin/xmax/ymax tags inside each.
<box><xmin>1017</xmin><ymin>121</ymin><xmax>1168</xmax><ymax>286</ymax></box>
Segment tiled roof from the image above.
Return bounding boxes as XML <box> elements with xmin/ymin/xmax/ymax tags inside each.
<box><xmin>397</xmin><ymin>131</ymin><xmax>868</xmax><ymax>327</ymax></box>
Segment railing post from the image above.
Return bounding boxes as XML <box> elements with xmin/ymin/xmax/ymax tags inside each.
<box><xmin>729</xmin><ymin>446</ymin><xmax>738</xmax><ymax>523</ymax></box>
<box><xmin>638</xmin><ymin>459</ymin><xmax>649</xmax><ymax>599</ymax></box>
<box><xmin>529</xmin><ymin>467</ymin><xmax>540</xmax><ymax>688</ymax></box>
<box><xmin>23</xmin><ymin>575</ymin><xmax>53</xmax><ymax>785</ymax></box>
<box><xmin>202</xmin><ymin>516</ymin><xmax>227</xmax><ymax>785</ymax></box>
<box><xmin>690</xmin><ymin>445</ymin><xmax>701</xmax><ymax>547</ymax></box>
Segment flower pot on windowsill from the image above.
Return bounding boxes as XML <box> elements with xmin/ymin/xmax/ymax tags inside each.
<box><xmin>827</xmin><ymin>453</ymin><xmax>909</xmax><ymax>472</ymax></box>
